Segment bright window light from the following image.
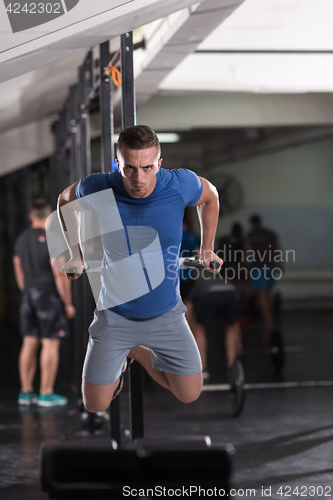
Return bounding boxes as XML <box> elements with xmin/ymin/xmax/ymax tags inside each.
<box><xmin>112</xmin><ymin>132</ymin><xmax>180</xmax><ymax>143</ymax></box>
<box><xmin>158</xmin><ymin>0</ymin><xmax>333</xmax><ymax>94</ymax></box>
<box><xmin>156</xmin><ymin>133</ymin><xmax>180</xmax><ymax>143</ymax></box>
<box><xmin>159</xmin><ymin>53</ymin><xmax>333</xmax><ymax>93</ymax></box>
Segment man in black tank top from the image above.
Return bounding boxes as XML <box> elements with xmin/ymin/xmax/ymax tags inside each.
<box><xmin>13</xmin><ymin>199</ymin><xmax>75</xmax><ymax>407</ymax></box>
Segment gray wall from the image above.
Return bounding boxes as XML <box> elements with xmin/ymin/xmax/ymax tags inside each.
<box><xmin>207</xmin><ymin>137</ymin><xmax>333</xmax><ymax>269</ymax></box>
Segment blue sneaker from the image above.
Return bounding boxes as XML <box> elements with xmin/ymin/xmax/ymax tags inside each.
<box><xmin>18</xmin><ymin>391</ymin><xmax>39</xmax><ymax>406</ymax></box>
<box><xmin>37</xmin><ymin>393</ymin><xmax>68</xmax><ymax>407</ymax></box>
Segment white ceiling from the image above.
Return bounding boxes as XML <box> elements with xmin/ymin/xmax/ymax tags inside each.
<box><xmin>0</xmin><ymin>0</ymin><xmax>243</xmax><ymax>134</ymax></box>
<box><xmin>159</xmin><ymin>0</ymin><xmax>333</xmax><ymax>93</ymax></box>
<box><xmin>199</xmin><ymin>0</ymin><xmax>333</xmax><ymax>50</ymax></box>
<box><xmin>1</xmin><ymin>0</ymin><xmax>333</xmax><ymax>176</ymax></box>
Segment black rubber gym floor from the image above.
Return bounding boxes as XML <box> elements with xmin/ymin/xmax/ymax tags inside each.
<box><xmin>1</xmin><ymin>310</ymin><xmax>333</xmax><ymax>499</ymax></box>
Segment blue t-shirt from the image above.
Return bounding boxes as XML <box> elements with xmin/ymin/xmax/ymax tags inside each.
<box><xmin>75</xmin><ymin>168</ymin><xmax>203</xmax><ymax>318</ymax></box>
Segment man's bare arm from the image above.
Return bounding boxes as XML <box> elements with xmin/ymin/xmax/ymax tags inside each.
<box><xmin>50</xmin><ymin>254</ymin><xmax>76</xmax><ymax>318</ymax></box>
<box><xmin>13</xmin><ymin>256</ymin><xmax>24</xmax><ymax>291</ymax></box>
<box><xmin>194</xmin><ymin>177</ymin><xmax>223</xmax><ymax>272</ymax></box>
<box><xmin>57</xmin><ymin>182</ymin><xmax>86</xmax><ymax>280</ymax></box>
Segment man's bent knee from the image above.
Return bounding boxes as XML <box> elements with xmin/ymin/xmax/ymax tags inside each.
<box><xmin>176</xmin><ymin>388</ymin><xmax>202</xmax><ymax>404</ymax></box>
<box><xmin>83</xmin><ymin>398</ymin><xmax>109</xmax><ymax>413</ymax></box>
<box><xmin>82</xmin><ymin>380</ymin><xmax>117</xmax><ymax>413</ymax></box>
<box><xmin>166</xmin><ymin>372</ymin><xmax>202</xmax><ymax>404</ymax></box>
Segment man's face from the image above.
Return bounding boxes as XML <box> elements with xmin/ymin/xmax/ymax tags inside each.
<box><xmin>117</xmin><ymin>146</ymin><xmax>162</xmax><ymax>198</ymax></box>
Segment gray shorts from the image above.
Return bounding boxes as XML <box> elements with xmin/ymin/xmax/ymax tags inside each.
<box><xmin>82</xmin><ymin>299</ymin><xmax>202</xmax><ymax>385</ymax></box>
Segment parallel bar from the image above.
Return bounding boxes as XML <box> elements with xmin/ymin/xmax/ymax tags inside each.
<box><xmin>49</xmin><ymin>154</ymin><xmax>58</xmax><ymax>210</ymax></box>
<box><xmin>128</xmin><ymin>361</ymin><xmax>144</xmax><ymax>442</ymax></box>
<box><xmin>69</xmin><ymin>85</ymin><xmax>80</xmax><ymax>184</ymax></box>
<box><xmin>56</xmin><ymin>112</ymin><xmax>68</xmax><ymax>197</ymax></box>
<box><xmin>4</xmin><ymin>177</ymin><xmax>16</xmax><ymax>331</ymax></box>
<box><xmin>201</xmin><ymin>380</ymin><xmax>333</xmax><ymax>392</ymax></box>
<box><xmin>120</xmin><ymin>31</ymin><xmax>143</xmax><ymax>443</ymax></box>
<box><xmin>121</xmin><ymin>32</ymin><xmax>136</xmax><ymax>129</ymax></box>
<box><xmin>79</xmin><ymin>59</ymin><xmax>95</xmax><ymax>431</ymax></box>
<box><xmin>79</xmin><ymin>65</ymin><xmax>92</xmax><ymax>178</ymax></box>
<box><xmin>57</xmin><ymin>148</ymin><xmax>67</xmax><ymax>195</ymax></box>
<box><xmin>24</xmin><ymin>168</ymin><xmax>32</xmax><ymax>214</ymax></box>
<box><xmin>73</xmin><ymin>281</ymin><xmax>84</xmax><ymax>392</ymax></box>
<box><xmin>68</xmin><ymin>82</ymin><xmax>84</xmax><ymax>393</ymax></box>
<box><xmin>5</xmin><ymin>177</ymin><xmax>15</xmax><ymax>247</ymax></box>
<box><xmin>99</xmin><ymin>41</ymin><xmax>114</xmax><ymax>173</ymax></box>
<box><xmin>38</xmin><ymin>161</ymin><xmax>47</xmax><ymax>198</ymax></box>
<box><xmin>110</xmin><ymin>396</ymin><xmax>121</xmax><ymax>445</ymax></box>
<box><xmin>100</xmin><ymin>40</ymin><xmax>118</xmax><ymax>440</ymax></box>
<box><xmin>86</xmin><ymin>49</ymin><xmax>94</xmax><ymax>92</ymax></box>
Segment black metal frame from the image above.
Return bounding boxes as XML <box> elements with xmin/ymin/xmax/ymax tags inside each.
<box><xmin>51</xmin><ymin>32</ymin><xmax>144</xmax><ymax>447</ymax></box>
<box><xmin>120</xmin><ymin>31</ymin><xmax>144</xmax><ymax>444</ymax></box>
<box><xmin>99</xmin><ymin>41</ymin><xmax>114</xmax><ymax>173</ymax></box>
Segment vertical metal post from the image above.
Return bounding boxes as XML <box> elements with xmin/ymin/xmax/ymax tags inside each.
<box><xmin>51</xmin><ymin>116</ymin><xmax>67</xmax><ymax>209</ymax></box>
<box><xmin>57</xmin><ymin>147</ymin><xmax>67</xmax><ymax>195</ymax></box>
<box><xmin>78</xmin><ymin>58</ymin><xmax>95</xmax><ymax>430</ymax></box>
<box><xmin>38</xmin><ymin>161</ymin><xmax>47</xmax><ymax>199</ymax></box>
<box><xmin>79</xmin><ymin>59</ymin><xmax>94</xmax><ymax>335</ymax></box>
<box><xmin>52</xmin><ymin>107</ymin><xmax>71</xmax><ymax>386</ymax></box>
<box><xmin>86</xmin><ymin>49</ymin><xmax>94</xmax><ymax>92</ymax></box>
<box><xmin>68</xmin><ymin>83</ymin><xmax>85</xmax><ymax>392</ymax></box>
<box><xmin>121</xmin><ymin>31</ymin><xmax>144</xmax><ymax>443</ymax></box>
<box><xmin>49</xmin><ymin>155</ymin><xmax>58</xmax><ymax>210</ymax></box>
<box><xmin>99</xmin><ymin>41</ymin><xmax>114</xmax><ymax>173</ymax></box>
<box><xmin>79</xmin><ymin>64</ymin><xmax>92</xmax><ymax>178</ymax></box>
<box><xmin>121</xmin><ymin>32</ymin><xmax>136</xmax><ymax>129</ymax></box>
<box><xmin>5</xmin><ymin>176</ymin><xmax>16</xmax><ymax>331</ymax></box>
<box><xmin>24</xmin><ymin>168</ymin><xmax>32</xmax><ymax>213</ymax></box>
<box><xmin>69</xmin><ymin>85</ymin><xmax>80</xmax><ymax>184</ymax></box>
<box><xmin>99</xmin><ymin>40</ymin><xmax>119</xmax><ymax>442</ymax></box>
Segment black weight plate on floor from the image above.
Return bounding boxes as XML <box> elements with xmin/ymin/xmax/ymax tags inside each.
<box><xmin>228</xmin><ymin>359</ymin><xmax>245</xmax><ymax>417</ymax></box>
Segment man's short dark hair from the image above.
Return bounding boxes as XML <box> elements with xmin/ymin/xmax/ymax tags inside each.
<box><xmin>30</xmin><ymin>199</ymin><xmax>51</xmax><ymax>220</ymax></box>
<box><xmin>117</xmin><ymin>125</ymin><xmax>161</xmax><ymax>158</ymax></box>
<box><xmin>250</xmin><ymin>214</ymin><xmax>262</xmax><ymax>226</ymax></box>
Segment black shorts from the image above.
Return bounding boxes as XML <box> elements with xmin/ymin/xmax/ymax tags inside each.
<box><xmin>194</xmin><ymin>291</ymin><xmax>240</xmax><ymax>328</ymax></box>
<box><xmin>180</xmin><ymin>279</ymin><xmax>196</xmax><ymax>301</ymax></box>
<box><xmin>20</xmin><ymin>288</ymin><xmax>69</xmax><ymax>339</ymax></box>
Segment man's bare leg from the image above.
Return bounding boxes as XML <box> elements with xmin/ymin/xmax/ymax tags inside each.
<box><xmin>191</xmin><ymin>323</ymin><xmax>208</xmax><ymax>370</ymax></box>
<box><xmin>225</xmin><ymin>322</ymin><xmax>243</xmax><ymax>368</ymax></box>
<box><xmin>257</xmin><ymin>288</ymin><xmax>274</xmax><ymax>330</ymax></box>
<box><xmin>82</xmin><ymin>345</ymin><xmax>203</xmax><ymax>413</ymax></box>
<box><xmin>19</xmin><ymin>336</ymin><xmax>40</xmax><ymax>393</ymax></box>
<box><xmin>40</xmin><ymin>338</ymin><xmax>61</xmax><ymax>395</ymax></box>
<box><xmin>129</xmin><ymin>345</ymin><xmax>202</xmax><ymax>403</ymax></box>
<box><xmin>128</xmin><ymin>345</ymin><xmax>170</xmax><ymax>390</ymax></box>
<box><xmin>184</xmin><ymin>301</ymin><xmax>208</xmax><ymax>370</ymax></box>
<box><xmin>82</xmin><ymin>380</ymin><xmax>119</xmax><ymax>413</ymax></box>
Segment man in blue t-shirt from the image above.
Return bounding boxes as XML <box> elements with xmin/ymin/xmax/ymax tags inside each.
<box><xmin>57</xmin><ymin>125</ymin><xmax>222</xmax><ymax>413</ymax></box>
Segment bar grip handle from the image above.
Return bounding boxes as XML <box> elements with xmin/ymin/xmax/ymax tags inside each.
<box><xmin>182</xmin><ymin>258</ymin><xmax>220</xmax><ymax>270</ymax></box>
